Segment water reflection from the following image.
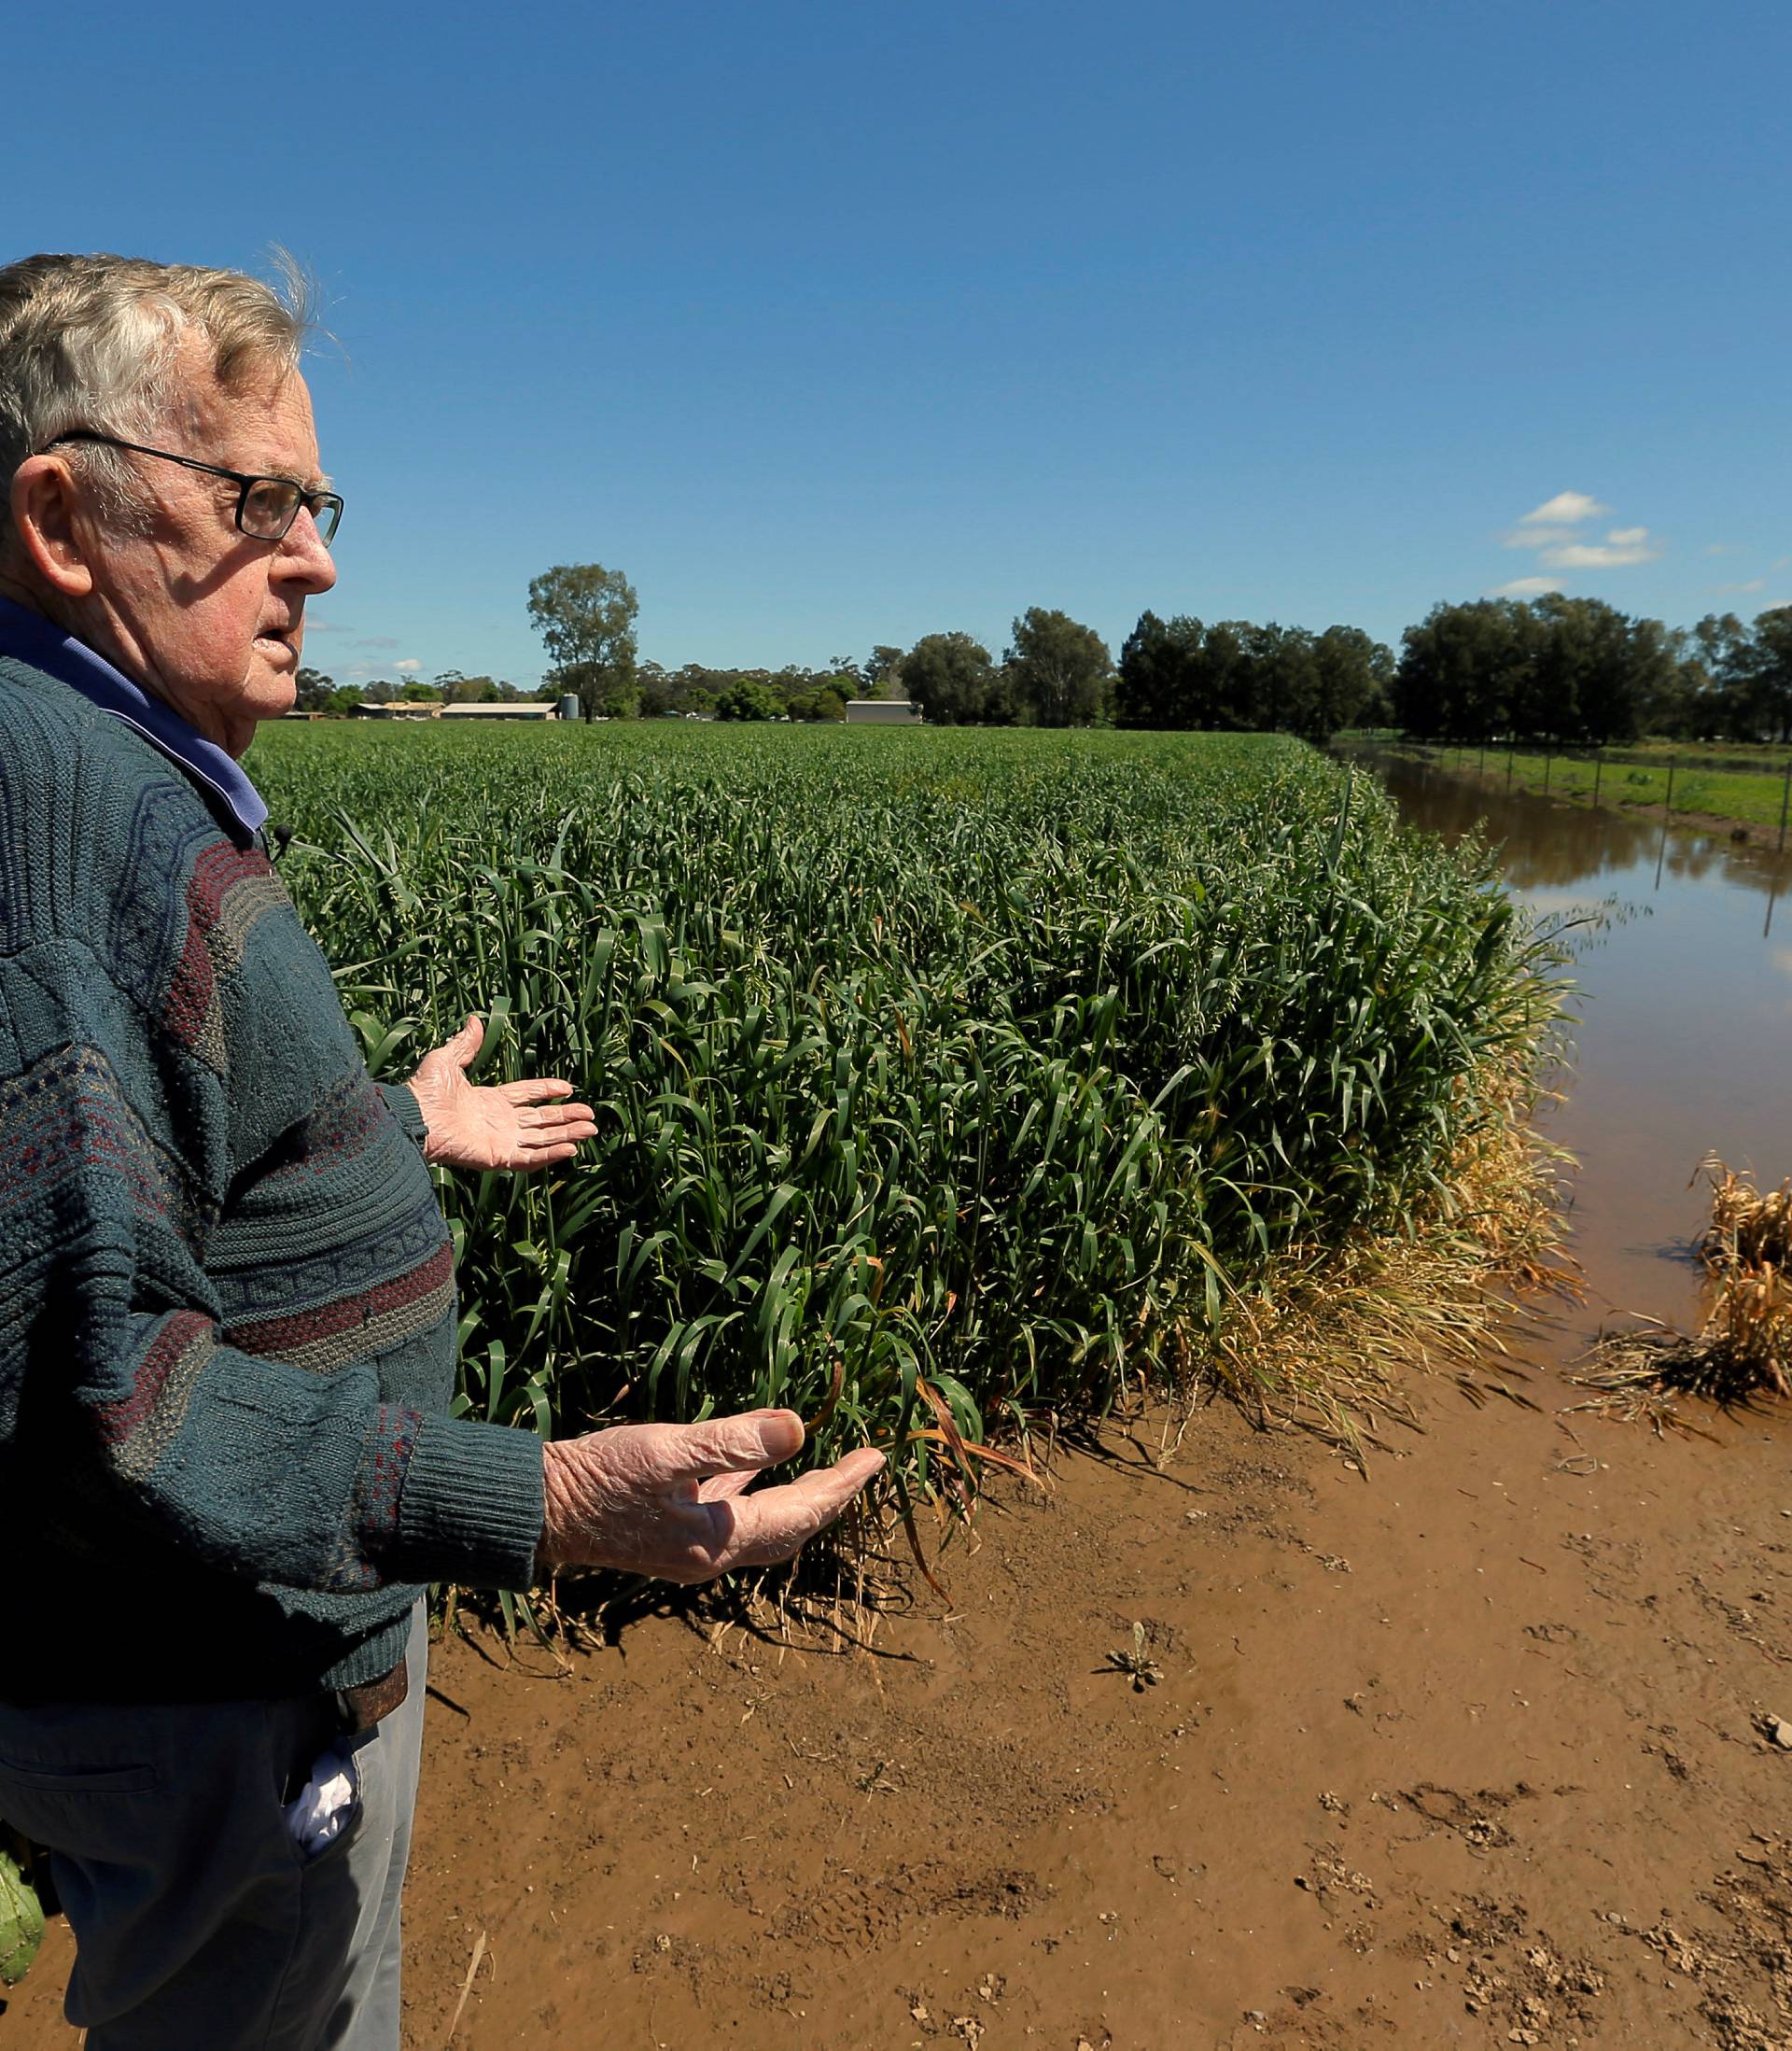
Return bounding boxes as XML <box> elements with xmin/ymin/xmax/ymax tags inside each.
<box><xmin>1342</xmin><ymin>745</ymin><xmax>1792</xmax><ymax>907</ymax></box>
<box><xmin>1341</xmin><ymin>743</ymin><xmax>1792</xmax><ymax>1356</ymax></box>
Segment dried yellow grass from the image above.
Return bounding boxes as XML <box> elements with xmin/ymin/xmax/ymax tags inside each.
<box><xmin>1700</xmin><ymin>1158</ymin><xmax>1792</xmax><ymax>1273</ymax></box>
<box><xmin>1574</xmin><ymin>1159</ymin><xmax>1792</xmax><ymax>1416</ymax></box>
<box><xmin>1156</xmin><ymin>1046</ymin><xmax>1577</xmax><ymax>1460</ymax></box>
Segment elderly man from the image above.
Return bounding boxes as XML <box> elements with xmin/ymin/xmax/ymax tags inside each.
<box><xmin>0</xmin><ymin>253</ymin><xmax>882</xmax><ymax>2049</ymax></box>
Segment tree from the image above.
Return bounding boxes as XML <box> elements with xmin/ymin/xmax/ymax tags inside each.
<box><xmin>901</xmin><ymin>633</ymin><xmax>1002</xmax><ymax>724</ymax></box>
<box><xmin>1743</xmin><ymin>607</ymin><xmax>1792</xmax><ymax>743</ymax></box>
<box><xmin>714</xmin><ymin>679</ymin><xmax>786</xmax><ymax>721</ymax></box>
<box><xmin>1194</xmin><ymin>622</ymin><xmax>1253</xmax><ymax>729</ymax></box>
<box><xmin>1311</xmin><ymin>625</ymin><xmax>1394</xmax><ymax>738</ymax></box>
<box><xmin>1395</xmin><ymin>599</ymin><xmax>1536</xmax><ymax>741</ymax></box>
<box><xmin>294</xmin><ymin>666</ymin><xmax>335</xmax><ymax>712</ymax></box>
<box><xmin>1117</xmin><ymin>611</ymin><xmax>1200</xmax><ymax>728</ymax></box>
<box><xmin>1631</xmin><ymin>622</ymin><xmax>1700</xmax><ymax>738</ymax></box>
<box><xmin>787</xmin><ymin>684</ymin><xmax>848</xmax><ymax>722</ymax></box>
<box><xmin>1116</xmin><ymin>611</ymin><xmax>1166</xmax><ymax>728</ymax></box>
<box><xmin>1685</xmin><ymin>613</ymin><xmax>1748</xmax><ymax>739</ymax></box>
<box><xmin>1526</xmin><ymin>596</ymin><xmax>1593</xmax><ymax>744</ymax></box>
<box><xmin>433</xmin><ymin>669</ymin><xmax>508</xmax><ymax>706</ymax></box>
<box><xmin>863</xmin><ymin>646</ymin><xmax>904</xmax><ymax>699</ymax></box>
<box><xmin>527</xmin><ymin>563</ymin><xmax>639</xmax><ymax>722</ymax></box>
<box><xmin>1236</xmin><ymin>623</ymin><xmax>1319</xmax><ymax>736</ymax></box>
<box><xmin>637</xmin><ymin>661</ymin><xmax>679</xmax><ymax>717</ymax></box>
<box><xmin>1005</xmin><ymin>609</ymin><xmax>1113</xmax><ymax>726</ymax></box>
<box><xmin>1542</xmin><ymin>597</ymin><xmax>1646</xmax><ymax>746</ymax></box>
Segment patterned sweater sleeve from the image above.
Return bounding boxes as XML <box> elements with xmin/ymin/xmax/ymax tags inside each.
<box><xmin>0</xmin><ymin>980</ymin><xmax>545</xmax><ymax>1595</ymax></box>
<box><xmin>0</xmin><ymin>656</ymin><xmax>549</xmax><ymax>1602</ymax></box>
<box><xmin>377</xmin><ymin>1078</ymin><xmax>430</xmax><ymax>1151</ymax></box>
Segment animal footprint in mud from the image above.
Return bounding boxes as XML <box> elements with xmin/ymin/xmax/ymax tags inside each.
<box><xmin>1403</xmin><ymin>1781</ymin><xmax>1533</xmax><ymax>1851</ymax></box>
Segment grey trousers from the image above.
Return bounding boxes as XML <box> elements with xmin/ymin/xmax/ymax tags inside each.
<box><xmin>0</xmin><ymin>1602</ymin><xmax>427</xmax><ymax>2050</ymax></box>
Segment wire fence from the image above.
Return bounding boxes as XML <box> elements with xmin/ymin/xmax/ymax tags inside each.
<box><xmin>1400</xmin><ymin>739</ymin><xmax>1792</xmax><ymax>853</ymax></box>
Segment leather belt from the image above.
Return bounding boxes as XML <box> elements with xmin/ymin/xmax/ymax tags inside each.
<box><xmin>334</xmin><ymin>1654</ymin><xmax>408</xmax><ymax>1731</ymax></box>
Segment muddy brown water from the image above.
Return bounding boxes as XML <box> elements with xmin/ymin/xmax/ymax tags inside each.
<box><xmin>6</xmin><ymin>765</ymin><xmax>1791</xmax><ymax>2051</ymax></box>
<box><xmin>1359</xmin><ymin>748</ymin><xmax>1792</xmax><ymax>1355</ymax></box>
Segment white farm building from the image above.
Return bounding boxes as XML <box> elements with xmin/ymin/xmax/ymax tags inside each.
<box><xmin>844</xmin><ymin>697</ymin><xmax>922</xmax><ymax>725</ymax></box>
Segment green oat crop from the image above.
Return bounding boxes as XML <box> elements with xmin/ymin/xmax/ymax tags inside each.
<box><xmin>251</xmin><ymin>723</ymin><xmax>1562</xmax><ymax>1501</ymax></box>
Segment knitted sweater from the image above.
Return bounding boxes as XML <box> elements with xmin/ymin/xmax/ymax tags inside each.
<box><xmin>0</xmin><ymin>655</ymin><xmax>545</xmax><ymax>1702</ymax></box>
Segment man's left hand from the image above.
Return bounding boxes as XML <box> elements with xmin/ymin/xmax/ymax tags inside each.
<box><xmin>403</xmin><ymin>1014</ymin><xmax>598</xmax><ymax>1172</ymax></box>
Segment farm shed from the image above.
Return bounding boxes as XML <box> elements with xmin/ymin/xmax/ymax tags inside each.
<box><xmin>436</xmin><ymin>703</ymin><xmax>556</xmax><ymax>720</ymax></box>
<box><xmin>844</xmin><ymin>697</ymin><xmax>922</xmax><ymax>724</ymax></box>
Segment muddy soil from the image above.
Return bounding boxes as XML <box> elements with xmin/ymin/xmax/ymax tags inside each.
<box><xmin>7</xmin><ymin>1363</ymin><xmax>1788</xmax><ymax>2051</ymax></box>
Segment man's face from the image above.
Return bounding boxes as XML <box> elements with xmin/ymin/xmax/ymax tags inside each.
<box><xmin>69</xmin><ymin>340</ymin><xmax>337</xmax><ymax>756</ymax></box>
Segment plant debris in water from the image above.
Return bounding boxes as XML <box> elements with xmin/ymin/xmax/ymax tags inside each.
<box><xmin>1573</xmin><ymin>1159</ymin><xmax>1792</xmax><ymax>1418</ymax></box>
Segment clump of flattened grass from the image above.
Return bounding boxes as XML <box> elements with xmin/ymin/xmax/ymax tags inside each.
<box><xmin>1574</xmin><ymin>1159</ymin><xmax>1792</xmax><ymax>1417</ymax></box>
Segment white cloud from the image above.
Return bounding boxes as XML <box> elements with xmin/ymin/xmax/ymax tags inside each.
<box><xmin>1498</xmin><ymin>491</ymin><xmax>1664</xmax><ymax>582</ymax></box>
<box><xmin>394</xmin><ymin>657</ymin><xmax>422</xmax><ymax>672</ymax></box>
<box><xmin>1704</xmin><ymin>543</ymin><xmax>1743</xmax><ymax>557</ymax></box>
<box><xmin>306</xmin><ymin>616</ymin><xmax>345</xmax><ymax>633</ymax></box>
<box><xmin>1539</xmin><ymin>531</ymin><xmax>1662</xmax><ymax>569</ymax></box>
<box><xmin>1519</xmin><ymin>491</ymin><xmax>1609</xmax><ymax>527</ymax></box>
<box><xmin>1708</xmin><ymin>578</ymin><xmax>1766</xmax><ymax>596</ymax></box>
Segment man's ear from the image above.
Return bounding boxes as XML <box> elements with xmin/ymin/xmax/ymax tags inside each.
<box><xmin>8</xmin><ymin>456</ymin><xmax>96</xmax><ymax>599</ymax></box>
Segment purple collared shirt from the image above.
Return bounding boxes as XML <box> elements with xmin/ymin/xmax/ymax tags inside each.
<box><xmin>0</xmin><ymin>592</ymin><xmax>269</xmax><ymax>841</ymax></box>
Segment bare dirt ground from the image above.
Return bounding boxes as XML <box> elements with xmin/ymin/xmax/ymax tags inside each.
<box><xmin>8</xmin><ymin>1356</ymin><xmax>1788</xmax><ymax>2050</ymax></box>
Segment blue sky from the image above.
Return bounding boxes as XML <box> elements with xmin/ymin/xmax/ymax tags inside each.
<box><xmin>10</xmin><ymin>0</ymin><xmax>1789</xmax><ymax>687</ymax></box>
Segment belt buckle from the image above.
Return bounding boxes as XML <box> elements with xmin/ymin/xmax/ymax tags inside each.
<box><xmin>334</xmin><ymin>1654</ymin><xmax>408</xmax><ymax>1732</ymax></box>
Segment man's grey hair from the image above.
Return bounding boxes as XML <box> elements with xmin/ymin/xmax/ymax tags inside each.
<box><xmin>0</xmin><ymin>251</ymin><xmax>315</xmax><ymax>555</ymax></box>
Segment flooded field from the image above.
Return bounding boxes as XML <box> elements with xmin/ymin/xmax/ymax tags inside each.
<box><xmin>9</xmin><ymin>746</ymin><xmax>1792</xmax><ymax>2051</ymax></box>
<box><xmin>1359</xmin><ymin>748</ymin><xmax>1792</xmax><ymax>1356</ymax></box>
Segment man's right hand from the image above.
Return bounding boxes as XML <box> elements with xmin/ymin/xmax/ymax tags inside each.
<box><xmin>538</xmin><ymin>1410</ymin><xmax>885</xmax><ymax>1584</ymax></box>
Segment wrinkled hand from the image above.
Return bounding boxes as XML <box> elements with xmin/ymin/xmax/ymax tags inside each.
<box><xmin>538</xmin><ymin>1410</ymin><xmax>885</xmax><ymax>1583</ymax></box>
<box><xmin>403</xmin><ymin>1015</ymin><xmax>597</xmax><ymax>1172</ymax></box>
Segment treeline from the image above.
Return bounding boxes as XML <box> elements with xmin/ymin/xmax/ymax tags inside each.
<box><xmin>294</xmin><ymin>670</ymin><xmax>540</xmax><ymax>715</ymax></box>
<box><xmin>296</xmin><ymin>664</ymin><xmax>877</xmax><ymax>723</ymax></box>
<box><xmin>1393</xmin><ymin>597</ymin><xmax>1792</xmax><ymax>746</ymax></box>
<box><xmin>890</xmin><ymin>609</ymin><xmax>1393</xmax><ymax>738</ymax></box>
<box><xmin>1115</xmin><ymin>615</ymin><xmax>1391</xmax><ymax>737</ymax></box>
<box><xmin>308</xmin><ymin>555</ymin><xmax>1792</xmax><ymax>746</ymax></box>
<box><xmin>899</xmin><ymin>596</ymin><xmax>1792</xmax><ymax>745</ymax></box>
<box><xmin>636</xmin><ymin>653</ymin><xmax>898</xmax><ymax>722</ymax></box>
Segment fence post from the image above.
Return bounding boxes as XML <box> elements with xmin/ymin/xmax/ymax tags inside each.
<box><xmin>1506</xmin><ymin>743</ymin><xmax>1515</xmax><ymax>791</ymax></box>
<box><xmin>1543</xmin><ymin>750</ymin><xmax>1552</xmax><ymax>795</ymax></box>
<box><xmin>1664</xmin><ymin>755</ymin><xmax>1676</xmax><ymax>822</ymax></box>
<box><xmin>1592</xmin><ymin>752</ymin><xmax>1603</xmax><ymax>808</ymax></box>
<box><xmin>1779</xmin><ymin>760</ymin><xmax>1790</xmax><ymax>854</ymax></box>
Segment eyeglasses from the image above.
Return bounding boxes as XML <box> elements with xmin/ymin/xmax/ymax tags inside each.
<box><xmin>43</xmin><ymin>429</ymin><xmax>343</xmax><ymax>546</ymax></box>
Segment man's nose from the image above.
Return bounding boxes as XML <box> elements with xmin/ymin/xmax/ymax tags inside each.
<box><xmin>277</xmin><ymin>507</ymin><xmax>338</xmax><ymax>595</ymax></box>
